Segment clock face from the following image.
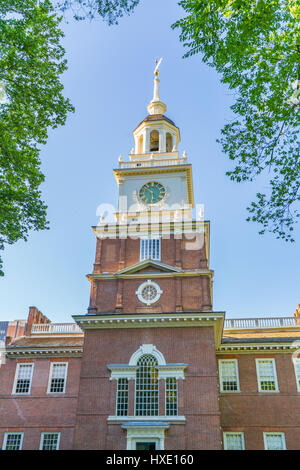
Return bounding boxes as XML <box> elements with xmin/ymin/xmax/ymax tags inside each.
<box><xmin>139</xmin><ymin>181</ymin><xmax>166</xmax><ymax>205</ymax></box>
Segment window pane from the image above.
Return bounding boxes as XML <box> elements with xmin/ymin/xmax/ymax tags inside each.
<box><xmin>257</xmin><ymin>360</ymin><xmax>277</xmax><ymax>391</ymax></box>
<box><xmin>166</xmin><ymin>378</ymin><xmax>178</xmax><ymax>416</ymax></box>
<box><xmin>264</xmin><ymin>433</ymin><xmax>285</xmax><ymax>450</ymax></box>
<box><xmin>41</xmin><ymin>433</ymin><xmax>60</xmax><ymax>450</ymax></box>
<box><xmin>135</xmin><ymin>355</ymin><xmax>159</xmax><ymax>416</ymax></box>
<box><xmin>15</xmin><ymin>364</ymin><xmax>33</xmax><ymax>394</ymax></box>
<box><xmin>220</xmin><ymin>361</ymin><xmax>238</xmax><ymax>391</ymax></box>
<box><xmin>140</xmin><ymin>239</ymin><xmax>160</xmax><ymax>261</ymax></box>
<box><xmin>4</xmin><ymin>433</ymin><xmax>23</xmax><ymax>450</ymax></box>
<box><xmin>116</xmin><ymin>378</ymin><xmax>129</xmax><ymax>416</ymax></box>
<box><xmin>224</xmin><ymin>433</ymin><xmax>244</xmax><ymax>450</ymax></box>
<box><xmin>49</xmin><ymin>363</ymin><xmax>67</xmax><ymax>393</ymax></box>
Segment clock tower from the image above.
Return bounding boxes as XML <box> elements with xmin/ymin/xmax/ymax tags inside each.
<box><xmin>73</xmin><ymin>65</ymin><xmax>223</xmax><ymax>450</ymax></box>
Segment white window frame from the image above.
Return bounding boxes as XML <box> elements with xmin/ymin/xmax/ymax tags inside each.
<box><xmin>3</xmin><ymin>432</ymin><xmax>24</xmax><ymax>450</ymax></box>
<box><xmin>223</xmin><ymin>432</ymin><xmax>245</xmax><ymax>450</ymax></box>
<box><xmin>39</xmin><ymin>432</ymin><xmax>61</xmax><ymax>450</ymax></box>
<box><xmin>140</xmin><ymin>238</ymin><xmax>161</xmax><ymax>261</ymax></box>
<box><xmin>293</xmin><ymin>358</ymin><xmax>300</xmax><ymax>392</ymax></box>
<box><xmin>12</xmin><ymin>363</ymin><xmax>34</xmax><ymax>395</ymax></box>
<box><xmin>47</xmin><ymin>362</ymin><xmax>68</xmax><ymax>394</ymax></box>
<box><xmin>263</xmin><ymin>432</ymin><xmax>286</xmax><ymax>450</ymax></box>
<box><xmin>135</xmin><ymin>280</ymin><xmax>163</xmax><ymax>306</ymax></box>
<box><xmin>256</xmin><ymin>358</ymin><xmax>279</xmax><ymax>392</ymax></box>
<box><xmin>218</xmin><ymin>359</ymin><xmax>240</xmax><ymax>393</ymax></box>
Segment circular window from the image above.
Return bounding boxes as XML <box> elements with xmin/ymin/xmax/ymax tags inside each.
<box><xmin>136</xmin><ymin>280</ymin><xmax>162</xmax><ymax>306</ymax></box>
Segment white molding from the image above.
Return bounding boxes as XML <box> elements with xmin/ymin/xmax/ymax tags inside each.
<box><xmin>12</xmin><ymin>362</ymin><xmax>34</xmax><ymax>395</ymax></box>
<box><xmin>108</xmin><ymin>415</ymin><xmax>185</xmax><ymax>422</ymax></box>
<box><xmin>6</xmin><ymin>348</ymin><xmax>82</xmax><ymax>359</ymax></box>
<box><xmin>122</xmin><ymin>422</ymin><xmax>170</xmax><ymax>450</ymax></box>
<box><xmin>135</xmin><ymin>280</ymin><xmax>163</xmax><ymax>306</ymax></box>
<box><xmin>129</xmin><ymin>344</ymin><xmax>166</xmax><ymax>366</ymax></box>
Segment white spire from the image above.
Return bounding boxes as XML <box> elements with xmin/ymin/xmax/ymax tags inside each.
<box><xmin>147</xmin><ymin>58</ymin><xmax>167</xmax><ymax>115</ymax></box>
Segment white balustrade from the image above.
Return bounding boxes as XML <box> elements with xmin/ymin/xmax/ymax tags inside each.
<box><xmin>31</xmin><ymin>323</ymin><xmax>83</xmax><ymax>334</ymax></box>
<box><xmin>224</xmin><ymin>317</ymin><xmax>296</xmax><ymax>330</ymax></box>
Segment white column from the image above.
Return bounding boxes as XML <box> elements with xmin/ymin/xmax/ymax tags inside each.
<box><xmin>159</xmin><ymin>130</ymin><xmax>166</xmax><ymax>153</ymax></box>
<box><xmin>145</xmin><ymin>130</ymin><xmax>150</xmax><ymax>153</ymax></box>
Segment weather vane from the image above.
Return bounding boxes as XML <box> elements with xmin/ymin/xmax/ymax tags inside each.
<box><xmin>154</xmin><ymin>58</ymin><xmax>163</xmax><ymax>76</ymax></box>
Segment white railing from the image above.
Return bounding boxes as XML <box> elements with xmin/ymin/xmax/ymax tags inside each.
<box><xmin>119</xmin><ymin>158</ymin><xmax>186</xmax><ymax>169</ymax></box>
<box><xmin>31</xmin><ymin>323</ymin><xmax>83</xmax><ymax>334</ymax></box>
<box><xmin>224</xmin><ymin>317</ymin><xmax>297</xmax><ymax>330</ymax></box>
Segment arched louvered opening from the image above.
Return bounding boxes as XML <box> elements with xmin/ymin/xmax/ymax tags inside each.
<box><xmin>166</xmin><ymin>132</ymin><xmax>173</xmax><ymax>152</ymax></box>
<box><xmin>150</xmin><ymin>130</ymin><xmax>159</xmax><ymax>152</ymax></box>
<box><xmin>135</xmin><ymin>354</ymin><xmax>159</xmax><ymax>416</ymax></box>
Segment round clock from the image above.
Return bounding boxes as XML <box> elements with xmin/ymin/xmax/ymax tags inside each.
<box><xmin>139</xmin><ymin>181</ymin><xmax>166</xmax><ymax>205</ymax></box>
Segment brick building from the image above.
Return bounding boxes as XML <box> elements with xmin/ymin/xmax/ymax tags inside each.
<box><xmin>1</xmin><ymin>69</ymin><xmax>300</xmax><ymax>450</ymax></box>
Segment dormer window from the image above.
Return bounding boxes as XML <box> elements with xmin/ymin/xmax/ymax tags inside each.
<box><xmin>150</xmin><ymin>130</ymin><xmax>159</xmax><ymax>151</ymax></box>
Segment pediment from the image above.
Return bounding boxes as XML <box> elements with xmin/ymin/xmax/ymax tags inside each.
<box><xmin>116</xmin><ymin>259</ymin><xmax>182</xmax><ymax>275</ymax></box>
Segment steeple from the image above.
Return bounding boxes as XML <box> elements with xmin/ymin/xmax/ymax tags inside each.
<box><xmin>131</xmin><ymin>60</ymin><xmax>180</xmax><ymax>155</ymax></box>
<box><xmin>147</xmin><ymin>58</ymin><xmax>167</xmax><ymax>115</ymax></box>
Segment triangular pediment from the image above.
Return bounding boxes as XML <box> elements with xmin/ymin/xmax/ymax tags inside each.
<box><xmin>116</xmin><ymin>259</ymin><xmax>182</xmax><ymax>275</ymax></box>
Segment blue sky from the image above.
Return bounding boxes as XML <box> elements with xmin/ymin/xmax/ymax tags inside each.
<box><xmin>1</xmin><ymin>0</ymin><xmax>299</xmax><ymax>323</ymax></box>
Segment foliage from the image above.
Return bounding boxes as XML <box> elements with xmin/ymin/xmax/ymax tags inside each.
<box><xmin>173</xmin><ymin>0</ymin><xmax>300</xmax><ymax>240</ymax></box>
<box><xmin>56</xmin><ymin>0</ymin><xmax>140</xmax><ymax>24</ymax></box>
<box><xmin>0</xmin><ymin>0</ymin><xmax>74</xmax><ymax>275</ymax></box>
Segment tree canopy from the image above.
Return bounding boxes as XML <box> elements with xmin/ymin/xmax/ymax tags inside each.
<box><xmin>1</xmin><ymin>0</ymin><xmax>299</xmax><ymax>277</ymax></box>
<box><xmin>0</xmin><ymin>0</ymin><xmax>73</xmax><ymax>276</ymax></box>
<box><xmin>172</xmin><ymin>0</ymin><xmax>300</xmax><ymax>241</ymax></box>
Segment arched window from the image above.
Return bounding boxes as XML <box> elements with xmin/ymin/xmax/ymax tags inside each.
<box><xmin>166</xmin><ymin>133</ymin><xmax>173</xmax><ymax>152</ymax></box>
<box><xmin>135</xmin><ymin>354</ymin><xmax>159</xmax><ymax>416</ymax></box>
<box><xmin>150</xmin><ymin>130</ymin><xmax>159</xmax><ymax>152</ymax></box>
<box><xmin>138</xmin><ymin>134</ymin><xmax>143</xmax><ymax>154</ymax></box>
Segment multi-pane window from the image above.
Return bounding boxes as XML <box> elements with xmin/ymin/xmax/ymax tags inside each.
<box><xmin>116</xmin><ymin>378</ymin><xmax>129</xmax><ymax>416</ymax></box>
<box><xmin>293</xmin><ymin>359</ymin><xmax>300</xmax><ymax>392</ymax></box>
<box><xmin>3</xmin><ymin>433</ymin><xmax>23</xmax><ymax>450</ymax></box>
<box><xmin>256</xmin><ymin>359</ymin><xmax>279</xmax><ymax>392</ymax></box>
<box><xmin>223</xmin><ymin>432</ymin><xmax>245</xmax><ymax>450</ymax></box>
<box><xmin>166</xmin><ymin>378</ymin><xmax>178</xmax><ymax>416</ymax></box>
<box><xmin>47</xmin><ymin>362</ymin><xmax>68</xmax><ymax>393</ymax></box>
<box><xmin>263</xmin><ymin>432</ymin><xmax>286</xmax><ymax>450</ymax></box>
<box><xmin>219</xmin><ymin>360</ymin><xmax>240</xmax><ymax>392</ymax></box>
<box><xmin>40</xmin><ymin>433</ymin><xmax>60</xmax><ymax>450</ymax></box>
<box><xmin>135</xmin><ymin>355</ymin><xmax>159</xmax><ymax>416</ymax></box>
<box><xmin>12</xmin><ymin>363</ymin><xmax>34</xmax><ymax>394</ymax></box>
<box><xmin>140</xmin><ymin>239</ymin><xmax>160</xmax><ymax>261</ymax></box>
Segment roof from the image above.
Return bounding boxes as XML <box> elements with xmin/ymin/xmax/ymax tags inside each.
<box><xmin>222</xmin><ymin>330</ymin><xmax>300</xmax><ymax>343</ymax></box>
<box><xmin>134</xmin><ymin>114</ymin><xmax>177</xmax><ymax>131</ymax></box>
<box><xmin>7</xmin><ymin>336</ymin><xmax>84</xmax><ymax>348</ymax></box>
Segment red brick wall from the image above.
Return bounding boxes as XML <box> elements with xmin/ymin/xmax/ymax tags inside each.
<box><xmin>0</xmin><ymin>356</ymin><xmax>82</xmax><ymax>450</ymax></box>
<box><xmin>92</xmin><ymin>275</ymin><xmax>211</xmax><ymax>313</ymax></box>
<box><xmin>92</xmin><ymin>233</ymin><xmax>208</xmax><ymax>275</ymax></box>
<box><xmin>73</xmin><ymin>325</ymin><xmax>222</xmax><ymax>450</ymax></box>
<box><xmin>218</xmin><ymin>353</ymin><xmax>300</xmax><ymax>450</ymax></box>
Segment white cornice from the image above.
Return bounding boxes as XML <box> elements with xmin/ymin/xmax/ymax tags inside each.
<box><xmin>217</xmin><ymin>342</ymin><xmax>298</xmax><ymax>354</ymax></box>
<box><xmin>87</xmin><ymin>269</ymin><xmax>214</xmax><ymax>281</ymax></box>
<box><xmin>73</xmin><ymin>312</ymin><xmax>224</xmax><ymax>348</ymax></box>
<box><xmin>5</xmin><ymin>348</ymin><xmax>83</xmax><ymax>358</ymax></box>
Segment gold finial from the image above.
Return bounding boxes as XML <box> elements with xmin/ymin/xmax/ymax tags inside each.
<box><xmin>154</xmin><ymin>58</ymin><xmax>162</xmax><ymax>76</ymax></box>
